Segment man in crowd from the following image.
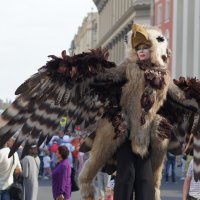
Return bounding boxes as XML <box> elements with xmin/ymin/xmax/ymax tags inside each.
<box><xmin>165</xmin><ymin>152</ymin><xmax>177</xmax><ymax>183</ymax></box>
<box><xmin>183</xmin><ymin>158</ymin><xmax>200</xmax><ymax>200</ymax></box>
<box><xmin>0</xmin><ymin>138</ymin><xmax>22</xmax><ymax>200</ymax></box>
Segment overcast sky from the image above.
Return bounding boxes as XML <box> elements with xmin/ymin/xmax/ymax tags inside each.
<box><xmin>0</xmin><ymin>0</ymin><xmax>97</xmax><ymax>101</ymax></box>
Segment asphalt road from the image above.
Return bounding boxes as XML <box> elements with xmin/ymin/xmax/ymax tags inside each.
<box><xmin>38</xmin><ymin>167</ymin><xmax>183</xmax><ymax>200</ymax></box>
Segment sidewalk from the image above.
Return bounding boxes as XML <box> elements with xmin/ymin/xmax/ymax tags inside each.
<box><xmin>38</xmin><ymin>166</ymin><xmax>183</xmax><ymax>200</ymax></box>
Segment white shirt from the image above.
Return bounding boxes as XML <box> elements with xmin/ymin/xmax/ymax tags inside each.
<box><xmin>0</xmin><ymin>147</ymin><xmax>22</xmax><ymax>190</ymax></box>
<box><xmin>43</xmin><ymin>155</ymin><xmax>51</xmax><ymax>168</ymax></box>
<box><xmin>187</xmin><ymin>159</ymin><xmax>200</xmax><ymax>198</ymax></box>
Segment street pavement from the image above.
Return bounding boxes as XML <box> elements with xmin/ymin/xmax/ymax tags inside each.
<box><xmin>38</xmin><ymin>167</ymin><xmax>183</xmax><ymax>200</ymax></box>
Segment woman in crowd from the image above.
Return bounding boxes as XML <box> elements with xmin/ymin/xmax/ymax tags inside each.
<box><xmin>21</xmin><ymin>145</ymin><xmax>40</xmax><ymax>200</ymax></box>
<box><xmin>52</xmin><ymin>146</ymin><xmax>71</xmax><ymax>200</ymax></box>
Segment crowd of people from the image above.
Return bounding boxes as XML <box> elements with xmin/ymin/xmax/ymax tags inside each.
<box><xmin>0</xmin><ymin>126</ymin><xmax>112</xmax><ymax>200</ymax></box>
<box><xmin>0</xmin><ymin>130</ymin><xmax>199</xmax><ymax>200</ymax></box>
<box><xmin>0</xmin><ymin>127</ymin><xmax>84</xmax><ymax>200</ymax></box>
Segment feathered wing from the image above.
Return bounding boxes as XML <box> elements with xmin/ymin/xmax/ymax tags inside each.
<box><xmin>174</xmin><ymin>77</ymin><xmax>200</xmax><ymax>181</ymax></box>
<box><xmin>159</xmin><ymin>77</ymin><xmax>200</xmax><ymax>181</ymax></box>
<box><xmin>0</xmin><ymin>49</ymin><xmax>127</xmax><ymax>158</ymax></box>
<box><xmin>159</xmin><ymin>80</ymin><xmax>196</xmax><ymax>153</ymax></box>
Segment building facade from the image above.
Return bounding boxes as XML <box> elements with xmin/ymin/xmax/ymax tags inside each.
<box><xmin>172</xmin><ymin>0</ymin><xmax>200</xmax><ymax>78</ymax></box>
<box><xmin>152</xmin><ymin>0</ymin><xmax>200</xmax><ymax>78</ymax></box>
<box><xmin>152</xmin><ymin>0</ymin><xmax>173</xmax><ymax>72</ymax></box>
<box><xmin>93</xmin><ymin>0</ymin><xmax>151</xmax><ymax>64</ymax></box>
<box><xmin>69</xmin><ymin>12</ymin><xmax>98</xmax><ymax>55</ymax></box>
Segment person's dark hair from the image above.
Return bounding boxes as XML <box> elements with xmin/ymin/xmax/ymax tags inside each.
<box><xmin>28</xmin><ymin>145</ymin><xmax>38</xmax><ymax>157</ymax></box>
<box><xmin>58</xmin><ymin>146</ymin><xmax>69</xmax><ymax>160</ymax></box>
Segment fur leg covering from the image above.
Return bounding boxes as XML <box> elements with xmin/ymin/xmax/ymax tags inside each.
<box><xmin>150</xmin><ymin>115</ymin><xmax>170</xmax><ymax>200</ymax></box>
<box><xmin>79</xmin><ymin>119</ymin><xmax>124</xmax><ymax>199</ymax></box>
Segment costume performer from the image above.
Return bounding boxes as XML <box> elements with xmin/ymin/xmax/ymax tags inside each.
<box><xmin>114</xmin><ymin>38</ymin><xmax>156</xmax><ymax>200</ymax></box>
<box><xmin>0</xmin><ymin>24</ymin><xmax>200</xmax><ymax>200</ymax></box>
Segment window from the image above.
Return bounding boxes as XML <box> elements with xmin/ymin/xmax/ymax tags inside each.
<box><xmin>157</xmin><ymin>4</ymin><xmax>162</xmax><ymax>25</ymax></box>
<box><xmin>165</xmin><ymin>0</ymin><xmax>171</xmax><ymax>21</ymax></box>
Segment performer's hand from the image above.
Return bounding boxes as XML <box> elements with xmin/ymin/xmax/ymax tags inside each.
<box><xmin>118</xmin><ymin>123</ymin><xmax>126</xmax><ymax>133</ymax></box>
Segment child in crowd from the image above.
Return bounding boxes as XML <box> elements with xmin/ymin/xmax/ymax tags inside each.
<box><xmin>95</xmin><ymin>171</ymin><xmax>110</xmax><ymax>200</ymax></box>
<box><xmin>105</xmin><ymin>175</ymin><xmax>115</xmax><ymax>200</ymax></box>
<box><xmin>43</xmin><ymin>150</ymin><xmax>52</xmax><ymax>179</ymax></box>
<box><xmin>50</xmin><ymin>139</ymin><xmax>59</xmax><ymax>169</ymax></box>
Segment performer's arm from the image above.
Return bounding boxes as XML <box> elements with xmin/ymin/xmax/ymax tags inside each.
<box><xmin>102</xmin><ymin>59</ymin><xmax>128</xmax><ymax>82</ymax></box>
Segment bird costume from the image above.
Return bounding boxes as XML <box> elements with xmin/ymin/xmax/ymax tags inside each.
<box><xmin>0</xmin><ymin>24</ymin><xmax>200</xmax><ymax>200</ymax></box>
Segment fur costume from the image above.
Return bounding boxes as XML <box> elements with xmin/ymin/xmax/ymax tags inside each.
<box><xmin>0</xmin><ymin>24</ymin><xmax>200</xmax><ymax>200</ymax></box>
<box><xmin>79</xmin><ymin>25</ymin><xmax>174</xmax><ymax>200</ymax></box>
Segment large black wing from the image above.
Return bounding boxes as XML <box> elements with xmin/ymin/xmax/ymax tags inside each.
<box><xmin>159</xmin><ymin>77</ymin><xmax>200</xmax><ymax>181</ymax></box>
<box><xmin>0</xmin><ymin>49</ymin><xmax>127</xmax><ymax>158</ymax></box>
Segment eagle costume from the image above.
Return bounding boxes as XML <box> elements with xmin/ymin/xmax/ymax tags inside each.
<box><xmin>0</xmin><ymin>24</ymin><xmax>200</xmax><ymax>200</ymax></box>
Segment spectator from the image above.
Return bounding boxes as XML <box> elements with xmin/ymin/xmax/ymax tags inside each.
<box><xmin>181</xmin><ymin>154</ymin><xmax>187</xmax><ymax>180</ymax></box>
<box><xmin>70</xmin><ymin>137</ymin><xmax>80</xmax><ymax>167</ymax></box>
<box><xmin>50</xmin><ymin>139</ymin><xmax>59</xmax><ymax>169</ymax></box>
<box><xmin>165</xmin><ymin>152</ymin><xmax>177</xmax><ymax>183</ymax></box>
<box><xmin>52</xmin><ymin>146</ymin><xmax>71</xmax><ymax>200</ymax></box>
<box><xmin>105</xmin><ymin>175</ymin><xmax>115</xmax><ymax>200</ymax></box>
<box><xmin>57</xmin><ymin>129</ymin><xmax>71</xmax><ymax>145</ymax></box>
<box><xmin>70</xmin><ymin>136</ymin><xmax>80</xmax><ymax>192</ymax></box>
<box><xmin>183</xmin><ymin>159</ymin><xmax>200</xmax><ymax>200</ymax></box>
<box><xmin>59</xmin><ymin>134</ymin><xmax>75</xmax><ymax>168</ymax></box>
<box><xmin>49</xmin><ymin>136</ymin><xmax>60</xmax><ymax>146</ymax></box>
<box><xmin>38</xmin><ymin>143</ymin><xmax>48</xmax><ymax>178</ymax></box>
<box><xmin>95</xmin><ymin>171</ymin><xmax>110</xmax><ymax>200</ymax></box>
<box><xmin>0</xmin><ymin>139</ymin><xmax>22</xmax><ymax>200</ymax></box>
<box><xmin>49</xmin><ymin>131</ymin><xmax>74</xmax><ymax>168</ymax></box>
<box><xmin>21</xmin><ymin>145</ymin><xmax>40</xmax><ymax>200</ymax></box>
<box><xmin>59</xmin><ymin>135</ymin><xmax>78</xmax><ymax>193</ymax></box>
<box><xmin>43</xmin><ymin>150</ymin><xmax>52</xmax><ymax>179</ymax></box>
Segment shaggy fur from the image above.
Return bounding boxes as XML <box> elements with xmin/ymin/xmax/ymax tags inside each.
<box><xmin>79</xmin><ymin>119</ymin><xmax>126</xmax><ymax>198</ymax></box>
<box><xmin>150</xmin><ymin>115</ymin><xmax>169</xmax><ymax>200</ymax></box>
<box><xmin>120</xmin><ymin>61</ymin><xmax>170</xmax><ymax>157</ymax></box>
